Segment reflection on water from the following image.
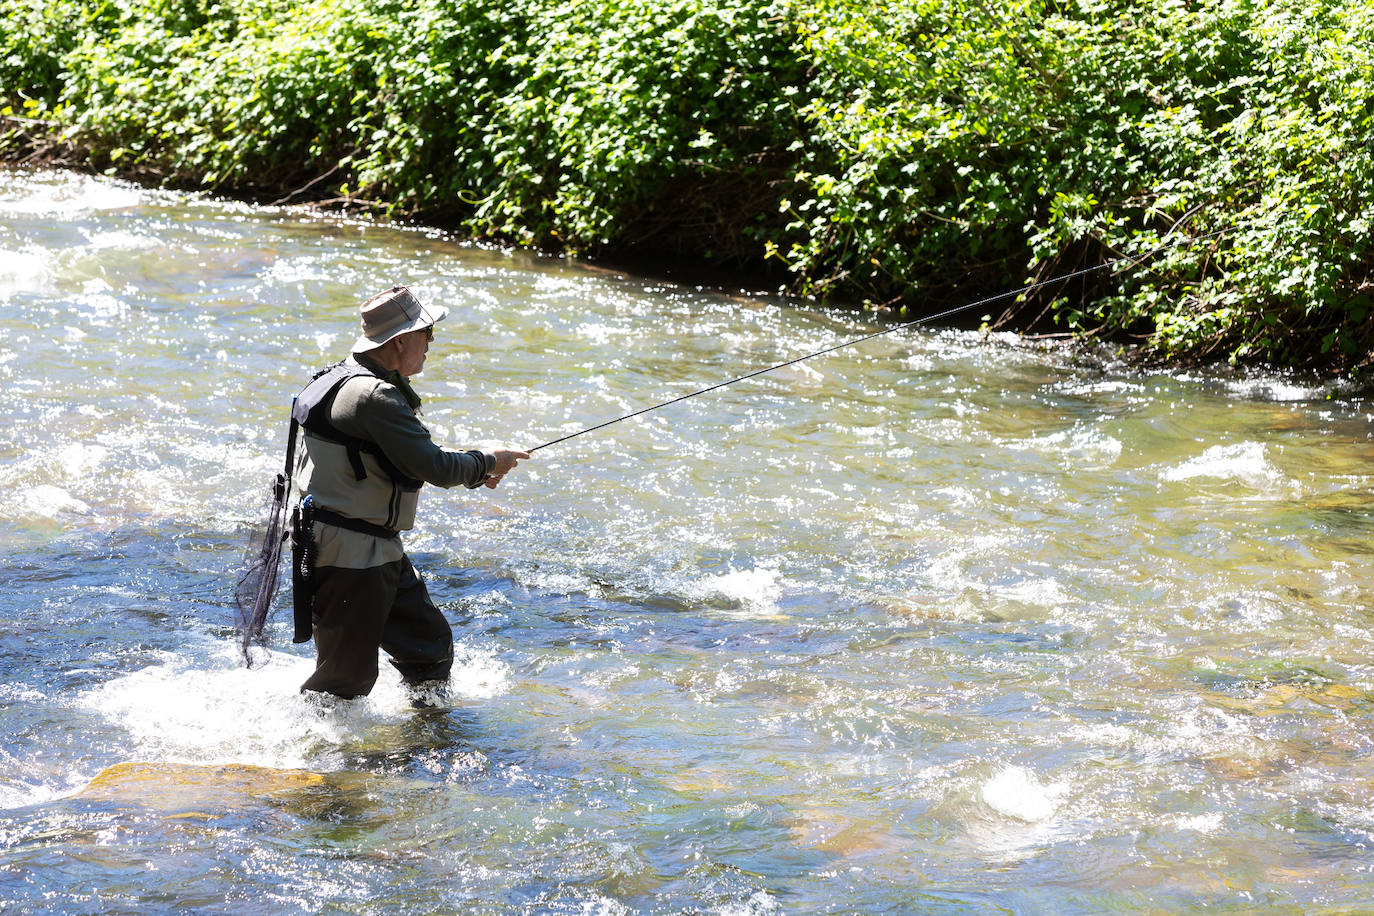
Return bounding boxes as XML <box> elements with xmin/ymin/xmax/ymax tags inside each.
<box><xmin>2</xmin><ymin>168</ymin><xmax>1374</xmax><ymax>913</ymax></box>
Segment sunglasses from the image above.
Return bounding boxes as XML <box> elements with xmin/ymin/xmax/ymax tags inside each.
<box><xmin>417</xmin><ymin>325</ymin><xmax>434</xmax><ymax>342</ymax></box>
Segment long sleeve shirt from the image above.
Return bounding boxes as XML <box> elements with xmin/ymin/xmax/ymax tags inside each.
<box><xmin>295</xmin><ymin>354</ymin><xmax>495</xmax><ymax>568</ymax></box>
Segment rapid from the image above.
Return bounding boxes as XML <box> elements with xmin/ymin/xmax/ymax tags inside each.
<box><xmin>2</xmin><ymin>168</ymin><xmax>1373</xmax><ymax>914</ymax></box>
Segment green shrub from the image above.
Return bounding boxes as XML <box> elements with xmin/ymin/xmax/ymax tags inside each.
<box><xmin>2</xmin><ymin>0</ymin><xmax>1371</xmax><ymax>371</ymax></box>
<box><xmin>467</xmin><ymin>0</ymin><xmax>805</xmax><ymax>261</ymax></box>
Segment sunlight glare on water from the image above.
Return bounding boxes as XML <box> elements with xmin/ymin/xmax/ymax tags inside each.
<box><xmin>2</xmin><ymin>169</ymin><xmax>1374</xmax><ymax>913</ymax></box>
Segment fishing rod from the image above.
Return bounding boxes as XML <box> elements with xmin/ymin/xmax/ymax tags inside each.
<box><xmin>528</xmin><ymin>227</ymin><xmax>1229</xmax><ymax>453</ymax></box>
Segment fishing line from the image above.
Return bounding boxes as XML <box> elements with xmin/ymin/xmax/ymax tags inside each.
<box><xmin>528</xmin><ymin>227</ymin><xmax>1230</xmax><ymax>453</ymax></box>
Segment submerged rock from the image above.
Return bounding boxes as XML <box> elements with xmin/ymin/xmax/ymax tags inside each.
<box><xmin>79</xmin><ymin>761</ymin><xmax>325</xmax><ymax>814</ymax></box>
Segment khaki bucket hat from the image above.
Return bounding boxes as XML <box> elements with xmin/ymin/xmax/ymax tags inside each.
<box><xmin>351</xmin><ymin>286</ymin><xmax>449</xmax><ymax>353</ymax></box>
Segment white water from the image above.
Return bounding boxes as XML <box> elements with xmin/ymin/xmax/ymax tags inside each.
<box><xmin>2</xmin><ymin>169</ymin><xmax>1373</xmax><ymax>914</ymax></box>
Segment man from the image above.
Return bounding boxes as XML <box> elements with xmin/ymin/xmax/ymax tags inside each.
<box><xmin>291</xmin><ymin>286</ymin><xmax>529</xmax><ymax>699</ymax></box>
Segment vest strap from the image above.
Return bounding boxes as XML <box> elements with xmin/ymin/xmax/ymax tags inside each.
<box><xmin>293</xmin><ymin>362</ymin><xmax>423</xmax><ymax>489</ymax></box>
<box><xmin>309</xmin><ymin>505</ymin><xmax>401</xmax><ymax>540</ymax></box>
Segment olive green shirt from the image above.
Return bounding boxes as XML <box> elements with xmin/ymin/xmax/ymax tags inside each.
<box><xmin>295</xmin><ymin>353</ymin><xmax>495</xmax><ymax>568</ymax></box>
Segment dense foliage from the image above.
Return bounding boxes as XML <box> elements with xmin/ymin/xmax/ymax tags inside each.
<box><xmin>3</xmin><ymin>0</ymin><xmax>1372</xmax><ymax>370</ymax></box>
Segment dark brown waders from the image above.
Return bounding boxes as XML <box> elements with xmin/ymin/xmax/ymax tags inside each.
<box><xmin>300</xmin><ymin>556</ymin><xmax>453</xmax><ymax>699</ymax></box>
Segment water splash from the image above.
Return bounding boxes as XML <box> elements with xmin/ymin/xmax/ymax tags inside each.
<box><xmin>980</xmin><ymin>765</ymin><xmax>1067</xmax><ymax>822</ymax></box>
<box><xmin>76</xmin><ymin>641</ymin><xmax>511</xmax><ymax>771</ymax></box>
<box><xmin>1160</xmin><ymin>441</ymin><xmax>1291</xmax><ymax>492</ymax></box>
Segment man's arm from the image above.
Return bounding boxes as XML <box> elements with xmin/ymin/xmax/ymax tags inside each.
<box><xmin>340</xmin><ymin>382</ymin><xmax>497</xmax><ymax>489</ymax></box>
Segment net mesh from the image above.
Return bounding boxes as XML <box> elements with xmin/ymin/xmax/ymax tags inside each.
<box><xmin>233</xmin><ymin>472</ymin><xmax>291</xmax><ymax>667</ymax></box>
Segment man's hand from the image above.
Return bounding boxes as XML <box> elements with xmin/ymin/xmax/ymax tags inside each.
<box><xmin>484</xmin><ymin>448</ymin><xmax>532</xmax><ymax>489</ymax></box>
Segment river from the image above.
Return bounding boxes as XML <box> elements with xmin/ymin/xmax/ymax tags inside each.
<box><xmin>2</xmin><ymin>168</ymin><xmax>1372</xmax><ymax>914</ymax></box>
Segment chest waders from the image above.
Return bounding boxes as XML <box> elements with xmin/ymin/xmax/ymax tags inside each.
<box><xmin>287</xmin><ymin>362</ymin><xmax>421</xmax><ymax>643</ymax></box>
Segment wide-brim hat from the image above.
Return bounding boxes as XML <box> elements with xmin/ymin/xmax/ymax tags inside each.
<box><xmin>351</xmin><ymin>286</ymin><xmax>449</xmax><ymax>353</ymax></box>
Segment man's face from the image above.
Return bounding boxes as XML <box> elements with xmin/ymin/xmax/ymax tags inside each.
<box><xmin>396</xmin><ymin>325</ymin><xmax>432</xmax><ymax>376</ymax></box>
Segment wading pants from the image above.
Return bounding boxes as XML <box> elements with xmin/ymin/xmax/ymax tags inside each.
<box><xmin>300</xmin><ymin>555</ymin><xmax>453</xmax><ymax>699</ymax></box>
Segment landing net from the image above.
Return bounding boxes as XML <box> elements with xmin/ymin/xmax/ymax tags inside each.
<box><xmin>233</xmin><ymin>471</ymin><xmax>291</xmax><ymax>667</ymax></box>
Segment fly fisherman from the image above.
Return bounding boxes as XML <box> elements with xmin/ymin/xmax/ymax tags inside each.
<box><xmin>291</xmin><ymin>286</ymin><xmax>529</xmax><ymax>699</ymax></box>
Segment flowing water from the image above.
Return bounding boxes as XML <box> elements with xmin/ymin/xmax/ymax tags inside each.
<box><xmin>2</xmin><ymin>168</ymin><xmax>1373</xmax><ymax>914</ymax></box>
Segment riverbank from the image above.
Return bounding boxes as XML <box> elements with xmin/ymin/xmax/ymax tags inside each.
<box><xmin>3</xmin><ymin>0</ymin><xmax>1372</xmax><ymax>374</ymax></box>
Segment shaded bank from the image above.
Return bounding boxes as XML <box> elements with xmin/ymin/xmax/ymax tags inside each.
<box><xmin>3</xmin><ymin>0</ymin><xmax>1372</xmax><ymax>372</ymax></box>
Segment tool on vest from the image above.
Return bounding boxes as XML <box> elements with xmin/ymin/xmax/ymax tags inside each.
<box><xmin>290</xmin><ymin>496</ymin><xmax>317</xmax><ymax>645</ymax></box>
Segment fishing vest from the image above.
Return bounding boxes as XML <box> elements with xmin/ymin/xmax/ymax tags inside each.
<box><xmin>292</xmin><ymin>362</ymin><xmax>423</xmax><ymax>490</ymax></box>
<box><xmin>287</xmin><ymin>361</ymin><xmax>420</xmax><ymax>642</ymax></box>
